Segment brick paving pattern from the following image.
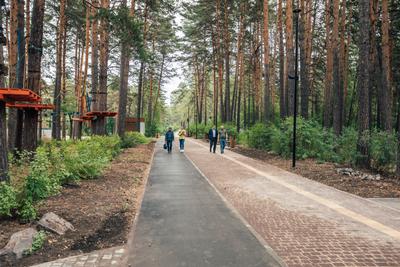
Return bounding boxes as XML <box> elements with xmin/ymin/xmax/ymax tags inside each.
<box><xmin>185</xmin><ymin>139</ymin><xmax>400</xmax><ymax>267</ymax></box>
<box><xmin>31</xmin><ymin>247</ymin><xmax>125</xmax><ymax>267</ymax></box>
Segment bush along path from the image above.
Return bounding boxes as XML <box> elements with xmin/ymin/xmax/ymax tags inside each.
<box><xmin>0</xmin><ymin>133</ymin><xmax>154</xmax><ymax>267</ymax></box>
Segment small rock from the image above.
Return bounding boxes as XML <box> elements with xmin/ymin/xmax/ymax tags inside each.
<box><xmin>38</xmin><ymin>212</ymin><xmax>75</xmax><ymax>235</ymax></box>
<box><xmin>337</xmin><ymin>168</ymin><xmax>355</xmax><ymax>176</ymax></box>
<box><xmin>0</xmin><ymin>228</ymin><xmax>37</xmax><ymax>263</ymax></box>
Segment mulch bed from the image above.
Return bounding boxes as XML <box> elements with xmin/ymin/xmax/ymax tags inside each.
<box><xmin>231</xmin><ymin>145</ymin><xmax>400</xmax><ymax>198</ymax></box>
<box><xmin>0</xmin><ymin>142</ymin><xmax>155</xmax><ymax>267</ymax></box>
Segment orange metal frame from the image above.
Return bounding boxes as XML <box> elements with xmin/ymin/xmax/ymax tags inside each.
<box><xmin>85</xmin><ymin>111</ymin><xmax>118</xmax><ymax>117</ymax></box>
<box><xmin>6</xmin><ymin>103</ymin><xmax>54</xmax><ymax>110</ymax></box>
<box><xmin>0</xmin><ymin>88</ymin><xmax>41</xmax><ymax>102</ymax></box>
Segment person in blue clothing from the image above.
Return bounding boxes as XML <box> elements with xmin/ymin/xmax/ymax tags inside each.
<box><xmin>165</xmin><ymin>127</ymin><xmax>174</xmax><ymax>153</ymax></box>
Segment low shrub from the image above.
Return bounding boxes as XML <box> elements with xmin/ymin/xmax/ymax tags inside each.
<box><xmin>0</xmin><ymin>182</ymin><xmax>18</xmax><ymax>217</ymax></box>
<box><xmin>370</xmin><ymin>130</ymin><xmax>397</xmax><ymax>173</ymax></box>
<box><xmin>8</xmin><ymin>135</ymin><xmax>126</xmax><ymax>221</ymax></box>
<box><xmin>25</xmin><ymin>231</ymin><xmax>46</xmax><ymax>255</ymax></box>
<box><xmin>121</xmin><ymin>132</ymin><xmax>150</xmax><ymax>148</ymax></box>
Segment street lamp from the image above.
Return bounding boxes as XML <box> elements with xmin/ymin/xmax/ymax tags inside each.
<box><xmin>293</xmin><ymin>7</ymin><xmax>301</xmax><ymax>168</ymax></box>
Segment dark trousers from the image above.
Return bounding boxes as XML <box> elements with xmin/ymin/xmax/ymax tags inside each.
<box><xmin>166</xmin><ymin>140</ymin><xmax>173</xmax><ymax>153</ymax></box>
<box><xmin>209</xmin><ymin>138</ymin><xmax>217</xmax><ymax>153</ymax></box>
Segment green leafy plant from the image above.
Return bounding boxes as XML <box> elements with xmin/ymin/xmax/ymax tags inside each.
<box><xmin>0</xmin><ymin>182</ymin><xmax>18</xmax><ymax>217</ymax></box>
<box><xmin>18</xmin><ymin>200</ymin><xmax>37</xmax><ymax>222</ymax></box>
<box><xmin>121</xmin><ymin>132</ymin><xmax>150</xmax><ymax>148</ymax></box>
<box><xmin>27</xmin><ymin>231</ymin><xmax>47</xmax><ymax>254</ymax></box>
<box><xmin>370</xmin><ymin>130</ymin><xmax>397</xmax><ymax>172</ymax></box>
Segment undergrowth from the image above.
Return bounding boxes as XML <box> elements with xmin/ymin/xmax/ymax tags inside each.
<box><xmin>1</xmin><ymin>133</ymin><xmax>150</xmax><ymax>221</ymax></box>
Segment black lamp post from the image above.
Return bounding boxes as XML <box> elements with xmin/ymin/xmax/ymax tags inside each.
<box><xmin>293</xmin><ymin>7</ymin><xmax>301</xmax><ymax>168</ymax></box>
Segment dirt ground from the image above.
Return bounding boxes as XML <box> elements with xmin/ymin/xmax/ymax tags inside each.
<box><xmin>232</xmin><ymin>145</ymin><xmax>400</xmax><ymax>198</ymax></box>
<box><xmin>0</xmin><ymin>142</ymin><xmax>155</xmax><ymax>267</ymax></box>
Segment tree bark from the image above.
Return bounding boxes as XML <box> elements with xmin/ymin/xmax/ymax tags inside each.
<box><xmin>0</xmin><ymin>4</ymin><xmax>8</xmax><ymax>182</ymax></box>
<box><xmin>117</xmin><ymin>0</ymin><xmax>135</xmax><ymax>137</ymax></box>
<box><xmin>7</xmin><ymin>0</ymin><xmax>18</xmax><ymax>151</ymax></box>
<box><xmin>223</xmin><ymin>0</ymin><xmax>230</xmax><ymax>122</ymax></box>
<box><xmin>93</xmin><ymin>0</ymin><xmax>110</xmax><ymax>135</ymax></box>
<box><xmin>285</xmin><ymin>0</ymin><xmax>295</xmax><ymax>116</ymax></box>
<box><xmin>278</xmin><ymin>0</ymin><xmax>286</xmax><ymax>118</ymax></box>
<box><xmin>14</xmin><ymin>0</ymin><xmax>25</xmax><ymax>152</ymax></box>
<box><xmin>379</xmin><ymin>0</ymin><xmax>392</xmax><ymax>131</ymax></box>
<box><xmin>136</xmin><ymin>1</ymin><xmax>148</xmax><ymax>131</ymax></box>
<box><xmin>332</xmin><ymin>0</ymin><xmax>342</xmax><ymax>135</ymax></box>
<box><xmin>299</xmin><ymin>0</ymin><xmax>310</xmax><ymax>119</ymax></box>
<box><xmin>23</xmin><ymin>0</ymin><xmax>45</xmax><ymax>151</ymax></box>
<box><xmin>357</xmin><ymin>0</ymin><xmax>371</xmax><ymax>167</ymax></box>
<box><xmin>263</xmin><ymin>0</ymin><xmax>271</xmax><ymax>122</ymax></box>
<box><xmin>91</xmin><ymin>0</ymin><xmax>99</xmax><ymax>134</ymax></box>
<box><xmin>323</xmin><ymin>0</ymin><xmax>333</xmax><ymax>127</ymax></box>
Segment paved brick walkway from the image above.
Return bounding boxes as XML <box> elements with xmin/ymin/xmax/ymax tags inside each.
<box><xmin>185</xmin><ymin>139</ymin><xmax>400</xmax><ymax>267</ymax></box>
<box><xmin>31</xmin><ymin>247</ymin><xmax>125</xmax><ymax>267</ymax></box>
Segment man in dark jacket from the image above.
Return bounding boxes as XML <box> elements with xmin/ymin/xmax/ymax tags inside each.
<box><xmin>165</xmin><ymin>127</ymin><xmax>174</xmax><ymax>153</ymax></box>
<box><xmin>208</xmin><ymin>125</ymin><xmax>218</xmax><ymax>153</ymax></box>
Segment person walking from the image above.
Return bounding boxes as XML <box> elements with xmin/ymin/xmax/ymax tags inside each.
<box><xmin>178</xmin><ymin>127</ymin><xmax>186</xmax><ymax>152</ymax></box>
<box><xmin>165</xmin><ymin>127</ymin><xmax>174</xmax><ymax>153</ymax></box>
<box><xmin>219</xmin><ymin>125</ymin><xmax>227</xmax><ymax>154</ymax></box>
<box><xmin>208</xmin><ymin>125</ymin><xmax>218</xmax><ymax>153</ymax></box>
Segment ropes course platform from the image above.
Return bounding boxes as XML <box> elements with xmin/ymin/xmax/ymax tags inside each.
<box><xmin>71</xmin><ymin>112</ymin><xmax>117</xmax><ymax>123</ymax></box>
<box><xmin>85</xmin><ymin>111</ymin><xmax>117</xmax><ymax>117</ymax></box>
<box><xmin>6</xmin><ymin>103</ymin><xmax>54</xmax><ymax>110</ymax></box>
<box><xmin>0</xmin><ymin>88</ymin><xmax>41</xmax><ymax>102</ymax></box>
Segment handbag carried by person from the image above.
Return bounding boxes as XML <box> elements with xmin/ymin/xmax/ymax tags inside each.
<box><xmin>163</xmin><ymin>143</ymin><xmax>167</xmax><ymax>150</ymax></box>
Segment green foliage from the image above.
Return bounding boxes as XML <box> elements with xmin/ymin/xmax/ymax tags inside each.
<box><xmin>187</xmin><ymin>124</ymin><xmax>211</xmax><ymax>139</ymax></box>
<box><xmin>370</xmin><ymin>131</ymin><xmax>397</xmax><ymax>172</ymax></box>
<box><xmin>27</xmin><ymin>231</ymin><xmax>47</xmax><ymax>254</ymax></box>
<box><xmin>121</xmin><ymin>132</ymin><xmax>150</xmax><ymax>148</ymax></box>
<box><xmin>240</xmin><ymin>118</ymin><xmax>399</xmax><ymax>172</ymax></box>
<box><xmin>145</xmin><ymin>123</ymin><xmax>160</xmax><ymax>137</ymax></box>
<box><xmin>335</xmin><ymin>128</ymin><xmax>358</xmax><ymax>164</ymax></box>
<box><xmin>8</xmin><ymin>136</ymin><xmax>125</xmax><ymax>221</ymax></box>
<box><xmin>24</xmin><ymin>148</ymin><xmax>60</xmax><ymax>202</ymax></box>
<box><xmin>0</xmin><ymin>182</ymin><xmax>18</xmax><ymax>217</ymax></box>
<box><xmin>18</xmin><ymin>200</ymin><xmax>37</xmax><ymax>222</ymax></box>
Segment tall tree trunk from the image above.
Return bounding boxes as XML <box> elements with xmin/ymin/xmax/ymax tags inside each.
<box><xmin>231</xmin><ymin>5</ymin><xmax>245</xmax><ymax>121</ymax></box>
<box><xmin>357</xmin><ymin>0</ymin><xmax>371</xmax><ymax>167</ymax></box>
<box><xmin>278</xmin><ymin>0</ymin><xmax>286</xmax><ymax>118</ymax></box>
<box><xmin>299</xmin><ymin>0</ymin><xmax>310</xmax><ymax>119</ymax></box>
<box><xmin>215</xmin><ymin>0</ymin><xmax>224</xmax><ymax>123</ymax></box>
<box><xmin>94</xmin><ymin>0</ymin><xmax>110</xmax><ymax>135</ymax></box>
<box><xmin>152</xmin><ymin>54</ymin><xmax>165</xmax><ymax>124</ymax></box>
<box><xmin>323</xmin><ymin>0</ymin><xmax>333</xmax><ymax>127</ymax></box>
<box><xmin>285</xmin><ymin>0</ymin><xmax>295</xmax><ymax>116</ymax></box>
<box><xmin>23</xmin><ymin>0</ymin><xmax>45</xmax><ymax>151</ymax></box>
<box><xmin>0</xmin><ymin>3</ymin><xmax>8</xmax><ymax>182</ymax></box>
<box><xmin>340</xmin><ymin>2</ymin><xmax>350</xmax><ymax>129</ymax></box>
<box><xmin>136</xmin><ymin>1</ymin><xmax>148</xmax><ymax>131</ymax></box>
<box><xmin>91</xmin><ymin>0</ymin><xmax>99</xmax><ymax>133</ymax></box>
<box><xmin>14</xmin><ymin>0</ymin><xmax>25</xmax><ymax>152</ymax></box>
<box><xmin>332</xmin><ymin>0</ymin><xmax>342</xmax><ymax>135</ymax></box>
<box><xmin>379</xmin><ymin>0</ymin><xmax>392</xmax><ymax>131</ymax></box>
<box><xmin>369</xmin><ymin>0</ymin><xmax>378</xmax><ymax>129</ymax></box>
<box><xmin>24</xmin><ymin>0</ymin><xmax>30</xmax><ymax>87</ymax></box>
<box><xmin>223</xmin><ymin>0</ymin><xmax>230</xmax><ymax>122</ymax></box>
<box><xmin>117</xmin><ymin>0</ymin><xmax>135</xmax><ymax>137</ymax></box>
<box><xmin>61</xmin><ymin>12</ymin><xmax>67</xmax><ymax>139</ymax></box>
<box><xmin>7</xmin><ymin>0</ymin><xmax>18</xmax><ymax>151</ymax></box>
<box><xmin>263</xmin><ymin>0</ymin><xmax>271</xmax><ymax>122</ymax></box>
